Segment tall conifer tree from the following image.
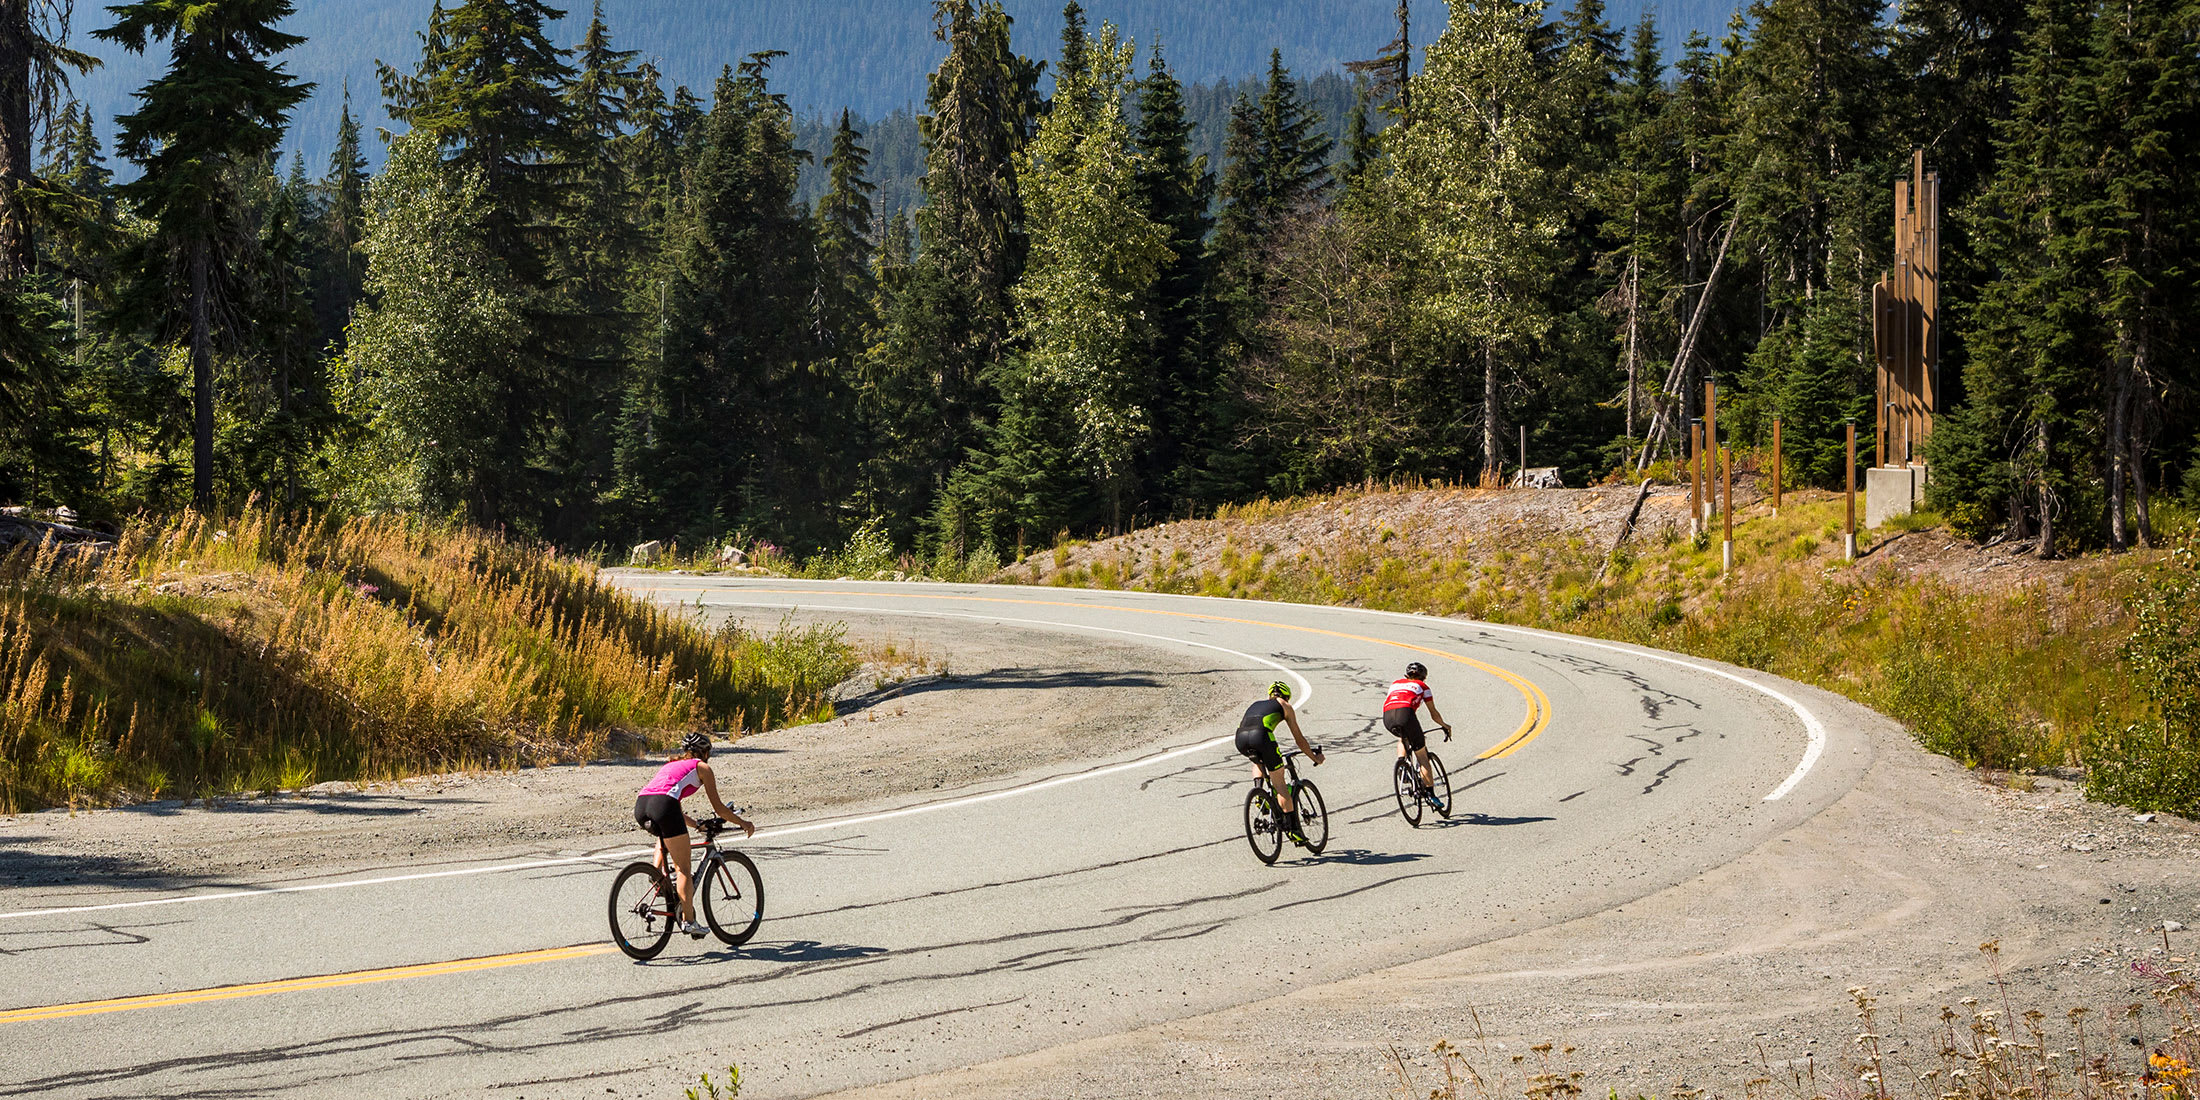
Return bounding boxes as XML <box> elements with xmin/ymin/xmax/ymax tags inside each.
<box><xmin>98</xmin><ymin>0</ymin><xmax>309</xmax><ymax>511</ymax></box>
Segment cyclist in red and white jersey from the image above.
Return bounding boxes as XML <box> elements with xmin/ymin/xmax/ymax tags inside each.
<box><xmin>1382</xmin><ymin>662</ymin><xmax>1450</xmax><ymax>812</ymax></box>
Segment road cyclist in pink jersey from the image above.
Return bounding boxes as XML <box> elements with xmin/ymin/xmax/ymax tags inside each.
<box><xmin>634</xmin><ymin>731</ymin><xmax>755</xmax><ymax>938</ymax></box>
<box><xmin>1382</xmin><ymin>662</ymin><xmax>1451</xmax><ymax>814</ymax></box>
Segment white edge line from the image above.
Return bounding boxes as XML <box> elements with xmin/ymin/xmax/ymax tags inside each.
<box><xmin>0</xmin><ymin>608</ymin><xmax>1309</xmax><ymax>923</ymax></box>
<box><xmin>669</xmin><ymin>577</ymin><xmax>1831</xmax><ymax>803</ymax></box>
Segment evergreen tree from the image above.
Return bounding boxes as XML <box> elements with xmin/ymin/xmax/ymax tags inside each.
<box><xmin>2</xmin><ymin>0</ymin><xmax>98</xmax><ymax>279</ymax></box>
<box><xmin>2082</xmin><ymin>0</ymin><xmax>2199</xmax><ymax>548</ymax></box>
<box><xmin>1389</xmin><ymin>0</ymin><xmax>1559</xmax><ymax>478</ymax></box>
<box><xmin>1934</xmin><ymin>0</ymin><xmax>2095</xmax><ymax>553</ymax></box>
<box><xmin>954</xmin><ymin>20</ymin><xmax>1167</xmax><ymax>541</ymax></box>
<box><xmin>617</xmin><ymin>56</ymin><xmax>824</xmax><ymax>546</ymax></box>
<box><xmin>864</xmin><ymin>0</ymin><xmax>1040</xmax><ymax>547</ymax></box>
<box><xmin>379</xmin><ymin>0</ymin><xmax>579</xmax><ymax>530</ymax></box>
<box><xmin>315</xmin><ymin>84</ymin><xmax>368</xmax><ymax>348</ymax></box>
<box><xmin>97</xmin><ymin>0</ymin><xmax>310</xmax><ymax>511</ymax></box>
<box><xmin>1724</xmin><ymin>0</ymin><xmax>1892</xmax><ymax>477</ymax></box>
<box><xmin>1131</xmin><ymin>39</ymin><xmax>1218</xmax><ymax>511</ymax></box>
<box><xmin>816</xmin><ymin>108</ymin><xmax>877</xmax><ymax>355</ymax></box>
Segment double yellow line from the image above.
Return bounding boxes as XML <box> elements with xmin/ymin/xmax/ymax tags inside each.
<box><xmin>3</xmin><ymin>587</ymin><xmax>1551</xmax><ymax>1027</ymax></box>
<box><xmin>0</xmin><ymin>943</ymin><xmax>613</xmax><ymax>1025</ymax></box>
<box><xmin>671</xmin><ymin>587</ymin><xmax>1555</xmax><ymax>761</ymax></box>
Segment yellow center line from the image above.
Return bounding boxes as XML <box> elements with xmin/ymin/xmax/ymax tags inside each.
<box><xmin>643</xmin><ymin>586</ymin><xmax>1554</xmax><ymax>761</ymax></box>
<box><xmin>0</xmin><ymin>943</ymin><xmax>616</xmax><ymax>1025</ymax></box>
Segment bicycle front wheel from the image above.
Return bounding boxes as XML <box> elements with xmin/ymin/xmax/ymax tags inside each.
<box><xmin>609</xmin><ymin>862</ymin><xmax>675</xmax><ymax>960</ymax></box>
<box><xmin>1294</xmin><ymin>780</ymin><xmax>1329</xmax><ymax>854</ymax></box>
<box><xmin>1243</xmin><ymin>786</ymin><xmax>1282</xmax><ymax>865</ymax></box>
<box><xmin>700</xmin><ymin>851</ymin><xmax>766</xmax><ymax>947</ymax></box>
<box><xmin>1393</xmin><ymin>758</ymin><xmax>1424</xmax><ymax>827</ymax></box>
<box><xmin>1426</xmin><ymin>753</ymin><xmax>1452</xmax><ymax>819</ymax></box>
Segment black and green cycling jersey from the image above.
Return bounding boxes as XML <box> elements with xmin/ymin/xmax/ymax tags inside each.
<box><xmin>1237</xmin><ymin>698</ymin><xmax>1285</xmax><ymax>734</ymax></box>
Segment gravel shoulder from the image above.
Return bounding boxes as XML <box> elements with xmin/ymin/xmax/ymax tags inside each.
<box><xmin>0</xmin><ymin>608</ymin><xmax>1242</xmax><ymax>892</ymax></box>
<box><xmin>819</xmin><ymin>686</ymin><xmax>2200</xmax><ymax>1100</ymax></box>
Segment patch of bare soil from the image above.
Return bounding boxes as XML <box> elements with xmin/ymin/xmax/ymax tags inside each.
<box><xmin>820</xmin><ymin>702</ymin><xmax>2200</xmax><ymax>1100</ymax></box>
<box><xmin>1007</xmin><ymin>484</ymin><xmax>1693</xmax><ymax>585</ymax></box>
<box><xmin>0</xmin><ymin>610</ymin><xmax>1242</xmax><ymax>889</ymax></box>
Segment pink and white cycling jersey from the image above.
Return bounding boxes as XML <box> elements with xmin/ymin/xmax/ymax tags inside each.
<box><xmin>637</xmin><ymin>757</ymin><xmax>703</xmax><ymax>800</ymax></box>
<box><xmin>1382</xmin><ymin>678</ymin><xmax>1434</xmax><ymax>712</ymax></box>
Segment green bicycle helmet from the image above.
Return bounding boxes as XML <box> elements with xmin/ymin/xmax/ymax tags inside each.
<box><xmin>1268</xmin><ymin>680</ymin><xmax>1293</xmax><ymax>699</ymax></box>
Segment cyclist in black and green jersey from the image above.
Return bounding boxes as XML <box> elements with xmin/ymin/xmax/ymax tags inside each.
<box><xmin>1235</xmin><ymin>681</ymin><xmax>1324</xmax><ymax>842</ymax></box>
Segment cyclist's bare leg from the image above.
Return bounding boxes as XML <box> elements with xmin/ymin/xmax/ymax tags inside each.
<box><xmin>662</xmin><ymin>830</ymin><xmax>696</xmax><ymax>923</ymax></box>
<box><xmin>1415</xmin><ymin>746</ymin><xmax>1434</xmax><ymax>788</ymax></box>
<box><xmin>1254</xmin><ymin>761</ymin><xmax>1296</xmax><ymax>813</ymax></box>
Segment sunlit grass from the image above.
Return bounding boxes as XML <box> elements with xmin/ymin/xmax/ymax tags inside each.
<box><xmin>0</xmin><ymin>508</ymin><xmax>855</xmax><ymax>813</ymax></box>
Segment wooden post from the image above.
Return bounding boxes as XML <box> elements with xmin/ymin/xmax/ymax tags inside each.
<box><xmin>1844</xmin><ymin>421</ymin><xmax>1858</xmax><ymax>561</ymax></box>
<box><xmin>1704</xmin><ymin>380</ymin><xmax>1718</xmax><ymax>526</ymax></box>
<box><xmin>1771</xmin><ymin>417</ymin><xmax>1783</xmax><ymax>515</ymax></box>
<box><xmin>1721</xmin><ymin>446</ymin><xmax>1734</xmax><ymax>573</ymax></box>
<box><xmin>1689</xmin><ymin>421</ymin><xmax>1703</xmax><ymax>537</ymax></box>
<box><xmin>1518</xmin><ymin>424</ymin><xmax>1526</xmax><ymax>482</ymax></box>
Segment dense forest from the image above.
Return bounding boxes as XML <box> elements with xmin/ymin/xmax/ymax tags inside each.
<box><xmin>1</xmin><ymin>0</ymin><xmax>2195</xmax><ymax>561</ymax></box>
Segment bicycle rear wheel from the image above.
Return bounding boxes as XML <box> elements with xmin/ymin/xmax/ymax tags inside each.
<box><xmin>1426</xmin><ymin>753</ymin><xmax>1452</xmax><ymax>819</ymax></box>
<box><xmin>700</xmin><ymin>851</ymin><xmax>765</xmax><ymax>947</ymax></box>
<box><xmin>1243</xmin><ymin>786</ymin><xmax>1282</xmax><ymax>865</ymax></box>
<box><xmin>609</xmin><ymin>862</ymin><xmax>675</xmax><ymax>960</ymax></box>
<box><xmin>1393</xmin><ymin>758</ymin><xmax>1424</xmax><ymax>827</ymax></box>
<box><xmin>1293</xmin><ymin>780</ymin><xmax>1329</xmax><ymax>854</ymax></box>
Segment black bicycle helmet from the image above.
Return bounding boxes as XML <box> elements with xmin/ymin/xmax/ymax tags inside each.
<box><xmin>681</xmin><ymin>731</ymin><xmax>713</xmax><ymax>758</ymax></box>
<box><xmin>1404</xmin><ymin>661</ymin><xmax>1428</xmax><ymax>680</ymax></box>
<box><xmin>1268</xmin><ymin>680</ymin><xmax>1293</xmax><ymax>699</ymax></box>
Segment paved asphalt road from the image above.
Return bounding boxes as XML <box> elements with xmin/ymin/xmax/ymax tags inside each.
<box><xmin>0</xmin><ymin>579</ymin><xmax>1875</xmax><ymax>1098</ymax></box>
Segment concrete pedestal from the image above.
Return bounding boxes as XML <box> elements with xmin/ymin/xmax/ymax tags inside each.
<box><xmin>1866</xmin><ymin>465</ymin><xmax>1928</xmax><ymax>528</ymax></box>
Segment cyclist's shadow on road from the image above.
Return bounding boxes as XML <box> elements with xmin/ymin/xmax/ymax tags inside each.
<box><xmin>637</xmin><ymin>939</ymin><xmax>889</xmax><ymax>966</ymax></box>
<box><xmin>1418</xmin><ymin>812</ymin><xmax>1556</xmax><ymax>829</ymax></box>
<box><xmin>1307</xmin><ymin>848</ymin><xmax>1430</xmax><ymax>866</ymax></box>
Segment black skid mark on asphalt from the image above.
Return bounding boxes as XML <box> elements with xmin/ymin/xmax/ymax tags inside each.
<box><xmin>1641</xmin><ymin>758</ymin><xmax>1690</xmax><ymax>794</ymax></box>
<box><xmin>1613</xmin><ymin>756</ymin><xmax>1642</xmax><ymax>777</ymax></box>
<box><xmin>776</xmin><ymin>836</ymin><xmax>1238</xmax><ymax>922</ymax></box>
<box><xmin>752</xmin><ymin>838</ymin><xmax>892</xmax><ymax>861</ymax></box>
<box><xmin>1558</xmin><ymin>790</ymin><xmax>1587</xmax><ymax>802</ymax></box>
<box><xmin>0</xmin><ymin>917</ymin><xmax>188</xmax><ymax>956</ymax></box>
<box><xmin>1137</xmin><ymin>753</ymin><xmax>1242</xmax><ymax>795</ymax></box>
<box><xmin>9</xmin><ymin>878</ymin><xmax>1277</xmax><ymax>1099</ymax></box>
<box><xmin>1628</xmin><ymin>734</ymin><xmax>1668</xmax><ymax>756</ymax></box>
<box><xmin>1266</xmin><ymin>868</ymin><xmax>1465</xmax><ymax>912</ymax></box>
<box><xmin>838</xmin><ymin>995</ymin><xmax>1027</xmax><ymax>1039</ymax></box>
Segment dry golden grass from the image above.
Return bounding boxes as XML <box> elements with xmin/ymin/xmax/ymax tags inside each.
<box><xmin>0</xmin><ymin>508</ymin><xmax>855</xmax><ymax>812</ymax></box>
<box><xmin>1392</xmin><ymin>943</ymin><xmax>2199</xmax><ymax>1100</ymax></box>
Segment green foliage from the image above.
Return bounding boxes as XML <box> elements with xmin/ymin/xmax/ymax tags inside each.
<box><xmin>2085</xmin><ymin>535</ymin><xmax>2200</xmax><ymax>815</ymax></box>
<box><xmin>336</xmin><ymin>131</ymin><xmax>524</xmax><ymax>517</ymax></box>
<box><xmin>686</xmin><ymin>1064</ymin><xmax>741</xmax><ymax>1100</ymax></box>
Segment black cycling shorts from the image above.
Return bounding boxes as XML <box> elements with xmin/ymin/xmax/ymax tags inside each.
<box><xmin>634</xmin><ymin>793</ymin><xmax>685</xmax><ymax>839</ymax></box>
<box><xmin>1384</xmin><ymin>707</ymin><xmax>1426</xmax><ymax>752</ymax></box>
<box><xmin>1235</xmin><ymin>725</ymin><xmax>1284</xmax><ymax>771</ymax></box>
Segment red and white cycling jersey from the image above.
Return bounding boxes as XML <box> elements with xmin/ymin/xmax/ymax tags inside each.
<box><xmin>1382</xmin><ymin>678</ymin><xmax>1434</xmax><ymax>712</ymax></box>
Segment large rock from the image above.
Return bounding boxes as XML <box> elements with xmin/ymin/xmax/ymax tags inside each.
<box><xmin>718</xmin><ymin>545</ymin><xmax>747</xmax><ymax>566</ymax></box>
<box><xmin>630</xmin><ymin>540</ymin><xmax>664</xmax><ymax>565</ymax></box>
<box><xmin>1511</xmin><ymin>466</ymin><xmax>1566</xmax><ymax>489</ymax></box>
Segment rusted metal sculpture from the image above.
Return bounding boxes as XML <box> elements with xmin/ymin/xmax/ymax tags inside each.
<box><xmin>1873</xmin><ymin>150</ymin><xmax>1939</xmax><ymax>468</ymax></box>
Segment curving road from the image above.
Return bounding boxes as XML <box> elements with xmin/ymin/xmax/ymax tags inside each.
<box><xmin>0</xmin><ymin>579</ymin><xmax>1878</xmax><ymax>1098</ymax></box>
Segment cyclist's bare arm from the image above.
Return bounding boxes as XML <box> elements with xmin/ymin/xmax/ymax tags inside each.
<box><xmin>1279</xmin><ymin>699</ymin><xmax>1323</xmax><ymax>764</ymax></box>
<box><xmin>1426</xmin><ymin>700</ymin><xmax>1451</xmax><ymax>739</ymax></box>
<box><xmin>694</xmin><ymin>762</ymin><xmax>757</xmax><ymax>836</ymax></box>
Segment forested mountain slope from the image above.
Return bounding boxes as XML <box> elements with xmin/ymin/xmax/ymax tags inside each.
<box><xmin>61</xmin><ymin>0</ymin><xmax>1744</xmax><ymax>172</ymax></box>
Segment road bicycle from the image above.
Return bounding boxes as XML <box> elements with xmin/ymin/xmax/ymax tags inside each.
<box><xmin>1392</xmin><ymin>731</ymin><xmax>1453</xmax><ymax>828</ymax></box>
<box><xmin>1243</xmin><ymin>748</ymin><xmax>1329</xmax><ymax>865</ymax></box>
<box><xmin>608</xmin><ymin>814</ymin><xmax>765</xmax><ymax>960</ymax></box>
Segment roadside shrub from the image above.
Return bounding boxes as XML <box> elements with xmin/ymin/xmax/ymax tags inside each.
<box><xmin>2086</xmin><ymin>535</ymin><xmax>2200</xmax><ymax>816</ymax></box>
